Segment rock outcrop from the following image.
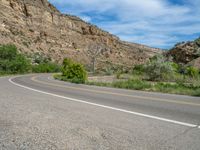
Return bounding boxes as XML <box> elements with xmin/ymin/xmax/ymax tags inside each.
<box><xmin>167</xmin><ymin>37</ymin><xmax>200</xmax><ymax>68</ymax></box>
<box><xmin>0</xmin><ymin>0</ymin><xmax>161</xmax><ymax>67</ymax></box>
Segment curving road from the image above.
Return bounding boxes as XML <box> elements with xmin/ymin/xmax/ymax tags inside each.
<box><xmin>0</xmin><ymin>74</ymin><xmax>200</xmax><ymax>149</ymax></box>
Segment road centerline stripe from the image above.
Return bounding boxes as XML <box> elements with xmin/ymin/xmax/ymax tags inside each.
<box><xmin>9</xmin><ymin>76</ymin><xmax>199</xmax><ymax>128</ymax></box>
<box><xmin>32</xmin><ymin>76</ymin><xmax>200</xmax><ymax>107</ymax></box>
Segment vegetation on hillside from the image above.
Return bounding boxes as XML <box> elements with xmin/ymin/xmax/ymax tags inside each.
<box><xmin>87</xmin><ymin>54</ymin><xmax>200</xmax><ymax>96</ymax></box>
<box><xmin>0</xmin><ymin>44</ymin><xmax>61</xmax><ymax>75</ymax></box>
<box><xmin>0</xmin><ymin>45</ymin><xmax>31</xmax><ymax>74</ymax></box>
<box><xmin>30</xmin><ymin>52</ymin><xmax>61</xmax><ymax>73</ymax></box>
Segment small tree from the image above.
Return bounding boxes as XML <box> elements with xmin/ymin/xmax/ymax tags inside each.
<box><xmin>0</xmin><ymin>44</ymin><xmax>31</xmax><ymax>73</ymax></box>
<box><xmin>85</xmin><ymin>42</ymin><xmax>107</xmax><ymax>74</ymax></box>
<box><xmin>11</xmin><ymin>54</ymin><xmax>31</xmax><ymax>73</ymax></box>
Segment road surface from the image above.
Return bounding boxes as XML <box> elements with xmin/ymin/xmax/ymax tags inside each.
<box><xmin>0</xmin><ymin>74</ymin><xmax>200</xmax><ymax>149</ymax></box>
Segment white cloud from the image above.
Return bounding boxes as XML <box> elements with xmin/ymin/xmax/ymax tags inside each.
<box><xmin>48</xmin><ymin>0</ymin><xmax>200</xmax><ymax>48</ymax></box>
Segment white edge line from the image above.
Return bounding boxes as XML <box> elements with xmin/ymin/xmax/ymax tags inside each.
<box><xmin>9</xmin><ymin>76</ymin><xmax>199</xmax><ymax>128</ymax></box>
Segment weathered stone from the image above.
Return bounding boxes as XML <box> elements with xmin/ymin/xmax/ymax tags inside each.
<box><xmin>167</xmin><ymin>37</ymin><xmax>200</xmax><ymax>68</ymax></box>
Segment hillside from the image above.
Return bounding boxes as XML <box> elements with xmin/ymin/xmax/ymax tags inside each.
<box><xmin>167</xmin><ymin>37</ymin><xmax>200</xmax><ymax>69</ymax></box>
<box><xmin>0</xmin><ymin>0</ymin><xmax>161</xmax><ymax>68</ymax></box>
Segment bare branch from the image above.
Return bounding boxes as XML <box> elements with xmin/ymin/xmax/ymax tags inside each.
<box><xmin>84</xmin><ymin>42</ymin><xmax>108</xmax><ymax>73</ymax></box>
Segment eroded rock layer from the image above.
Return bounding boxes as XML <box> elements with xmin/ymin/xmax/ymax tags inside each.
<box><xmin>0</xmin><ymin>0</ymin><xmax>161</xmax><ymax>66</ymax></box>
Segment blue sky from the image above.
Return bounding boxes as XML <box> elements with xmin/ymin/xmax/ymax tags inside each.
<box><xmin>48</xmin><ymin>0</ymin><xmax>200</xmax><ymax>49</ymax></box>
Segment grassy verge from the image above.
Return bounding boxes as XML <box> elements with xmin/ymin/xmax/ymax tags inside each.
<box><xmin>153</xmin><ymin>82</ymin><xmax>200</xmax><ymax>96</ymax></box>
<box><xmin>91</xmin><ymin>80</ymin><xmax>200</xmax><ymax>96</ymax></box>
<box><xmin>54</xmin><ymin>74</ymin><xmax>200</xmax><ymax>96</ymax></box>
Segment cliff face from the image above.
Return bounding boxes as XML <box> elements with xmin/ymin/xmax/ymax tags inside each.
<box><xmin>167</xmin><ymin>37</ymin><xmax>200</xmax><ymax>69</ymax></box>
<box><xmin>0</xmin><ymin>0</ymin><xmax>161</xmax><ymax>66</ymax></box>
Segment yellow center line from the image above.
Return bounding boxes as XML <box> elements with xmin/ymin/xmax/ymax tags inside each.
<box><xmin>31</xmin><ymin>76</ymin><xmax>200</xmax><ymax>107</ymax></box>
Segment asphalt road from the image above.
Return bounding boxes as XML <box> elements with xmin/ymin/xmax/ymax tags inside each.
<box><xmin>0</xmin><ymin>74</ymin><xmax>200</xmax><ymax>149</ymax></box>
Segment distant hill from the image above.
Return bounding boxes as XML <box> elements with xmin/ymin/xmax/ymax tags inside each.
<box><xmin>167</xmin><ymin>37</ymin><xmax>200</xmax><ymax>68</ymax></box>
<box><xmin>0</xmin><ymin>0</ymin><xmax>161</xmax><ymax>69</ymax></box>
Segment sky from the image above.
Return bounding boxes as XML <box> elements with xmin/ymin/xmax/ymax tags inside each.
<box><xmin>48</xmin><ymin>0</ymin><xmax>200</xmax><ymax>49</ymax></box>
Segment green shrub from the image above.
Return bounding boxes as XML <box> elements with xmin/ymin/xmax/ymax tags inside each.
<box><xmin>186</xmin><ymin>66</ymin><xmax>199</xmax><ymax>78</ymax></box>
<box><xmin>0</xmin><ymin>45</ymin><xmax>17</xmax><ymax>60</ymax></box>
<box><xmin>0</xmin><ymin>44</ymin><xmax>31</xmax><ymax>74</ymax></box>
<box><xmin>30</xmin><ymin>52</ymin><xmax>61</xmax><ymax>73</ymax></box>
<box><xmin>61</xmin><ymin>58</ymin><xmax>87</xmax><ymax>83</ymax></box>
<box><xmin>144</xmin><ymin>55</ymin><xmax>174</xmax><ymax>81</ymax></box>
<box><xmin>105</xmin><ymin>66</ymin><xmax>114</xmax><ymax>75</ymax></box>
<box><xmin>116</xmin><ymin>71</ymin><xmax>122</xmax><ymax>79</ymax></box>
<box><xmin>10</xmin><ymin>54</ymin><xmax>31</xmax><ymax>73</ymax></box>
<box><xmin>54</xmin><ymin>74</ymin><xmax>84</xmax><ymax>84</ymax></box>
<box><xmin>170</xmin><ymin>62</ymin><xmax>179</xmax><ymax>72</ymax></box>
<box><xmin>32</xmin><ymin>63</ymin><xmax>61</xmax><ymax>73</ymax></box>
<box><xmin>132</xmin><ymin>64</ymin><xmax>145</xmax><ymax>75</ymax></box>
<box><xmin>0</xmin><ymin>44</ymin><xmax>64</xmax><ymax>75</ymax></box>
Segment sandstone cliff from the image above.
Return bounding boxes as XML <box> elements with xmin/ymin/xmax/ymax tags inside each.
<box><xmin>0</xmin><ymin>0</ymin><xmax>161</xmax><ymax>67</ymax></box>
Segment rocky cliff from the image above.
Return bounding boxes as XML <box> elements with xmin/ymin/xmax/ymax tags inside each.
<box><xmin>0</xmin><ymin>0</ymin><xmax>161</xmax><ymax>67</ymax></box>
<box><xmin>167</xmin><ymin>37</ymin><xmax>200</xmax><ymax>68</ymax></box>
